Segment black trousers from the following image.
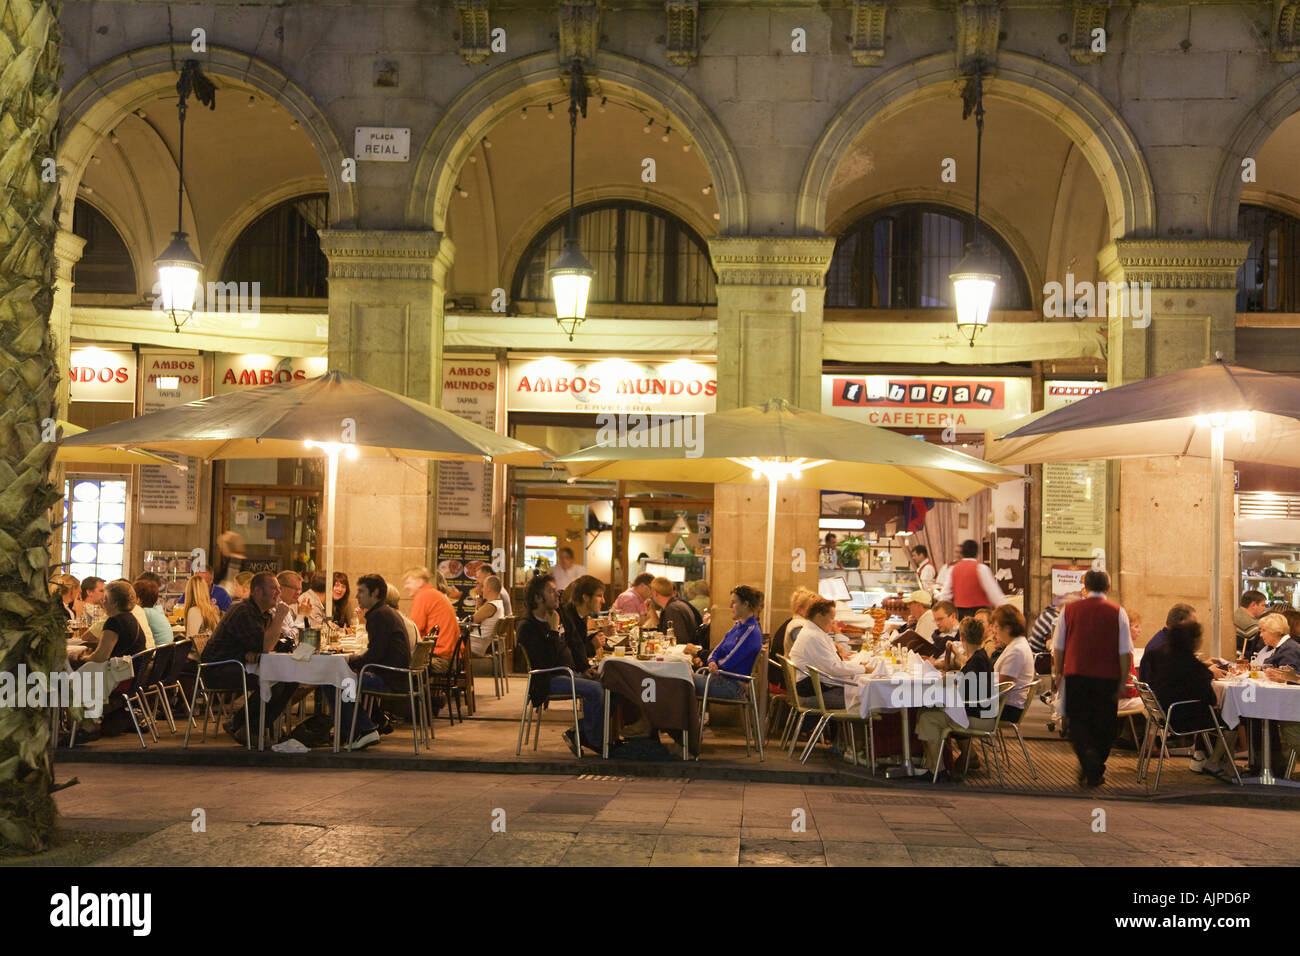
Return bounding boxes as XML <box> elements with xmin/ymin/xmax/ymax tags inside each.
<box><xmin>1064</xmin><ymin>675</ymin><xmax>1119</xmax><ymax>782</ymax></box>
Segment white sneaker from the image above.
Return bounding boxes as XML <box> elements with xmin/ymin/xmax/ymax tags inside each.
<box><xmin>348</xmin><ymin>730</ymin><xmax>381</xmax><ymax>751</ymax></box>
<box><xmin>1189</xmin><ymin>750</ymin><xmax>1208</xmax><ymax>772</ymax></box>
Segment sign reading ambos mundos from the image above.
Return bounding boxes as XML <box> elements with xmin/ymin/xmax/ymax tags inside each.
<box><xmin>507</xmin><ymin>358</ymin><xmax>717</xmax><ymax>414</ymax></box>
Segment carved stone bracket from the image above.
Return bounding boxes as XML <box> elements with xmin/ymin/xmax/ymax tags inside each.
<box><xmin>318</xmin><ymin>230</ymin><xmax>453</xmax><ymax>283</ymax></box>
<box><xmin>1274</xmin><ymin>2</ymin><xmax>1300</xmax><ymax>62</ymax></box>
<box><xmin>1097</xmin><ymin>239</ymin><xmax>1250</xmax><ymax>290</ymax></box>
<box><xmin>456</xmin><ymin>0</ymin><xmax>491</xmax><ymax>65</ymax></box>
<box><xmin>709</xmin><ymin>237</ymin><xmax>837</xmax><ymax>288</ymax></box>
<box><xmin>559</xmin><ymin>0</ymin><xmax>600</xmax><ymax>68</ymax></box>
<box><xmin>851</xmin><ymin>0</ymin><xmax>888</xmax><ymax>67</ymax></box>
<box><xmin>665</xmin><ymin>0</ymin><xmax>698</xmax><ymax>66</ymax></box>
<box><xmin>955</xmin><ymin>0</ymin><xmax>1001</xmax><ymax>72</ymax></box>
<box><xmin>1069</xmin><ymin>1</ymin><xmax>1109</xmax><ymax>64</ymax></box>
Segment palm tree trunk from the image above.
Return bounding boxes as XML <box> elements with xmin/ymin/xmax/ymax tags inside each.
<box><xmin>0</xmin><ymin>0</ymin><xmax>64</xmax><ymax>856</ymax></box>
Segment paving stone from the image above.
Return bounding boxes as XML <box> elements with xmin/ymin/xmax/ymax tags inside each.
<box><xmin>822</xmin><ymin>841</ymin><xmax>914</xmax><ymax>867</ymax></box>
<box><xmin>650</xmin><ymin>834</ymin><xmax>739</xmax><ymax>866</ymax></box>
<box><xmin>739</xmin><ymin>839</ymin><xmax>826</xmax><ymax>866</ymax></box>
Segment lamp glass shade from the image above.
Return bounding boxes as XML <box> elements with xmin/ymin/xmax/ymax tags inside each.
<box><xmin>155</xmin><ymin>231</ymin><xmax>202</xmax><ymax>325</ymax></box>
<box><xmin>949</xmin><ymin>241</ymin><xmax>1000</xmax><ymax>341</ymax></box>
<box><xmin>547</xmin><ymin>237</ymin><xmax>595</xmax><ymax>322</ymax></box>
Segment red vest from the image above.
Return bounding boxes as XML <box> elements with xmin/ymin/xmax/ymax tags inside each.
<box><xmin>1062</xmin><ymin>596</ymin><xmax>1124</xmax><ymax>680</ymax></box>
<box><xmin>950</xmin><ymin>560</ymin><xmax>985</xmax><ymax>607</ymax></box>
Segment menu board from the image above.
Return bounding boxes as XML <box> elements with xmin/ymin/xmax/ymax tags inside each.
<box><xmin>138</xmin><ymin>452</ymin><xmax>199</xmax><ymax>525</ymax></box>
<box><xmin>1041</xmin><ymin>460</ymin><xmax>1108</xmax><ymax>558</ymax></box>
<box><xmin>437</xmin><ymin>360</ymin><xmax>497</xmax><ymax>533</ymax></box>
<box><xmin>436</xmin><ymin>536</ymin><xmax>492</xmax><ymax>586</ymax></box>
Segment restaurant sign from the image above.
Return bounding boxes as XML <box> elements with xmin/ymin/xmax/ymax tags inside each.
<box><xmin>507</xmin><ymin>358</ymin><xmax>717</xmax><ymax>414</ymax></box>
<box><xmin>821</xmin><ymin>374</ymin><xmax>1030</xmax><ymax>429</ymax></box>
<box><xmin>214</xmin><ymin>354</ymin><xmax>328</xmax><ymax>394</ymax></box>
<box><xmin>69</xmin><ymin>347</ymin><xmax>137</xmax><ymax>403</ymax></box>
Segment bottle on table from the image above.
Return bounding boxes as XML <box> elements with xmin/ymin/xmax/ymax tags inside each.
<box><xmin>666</xmin><ymin>622</ymin><xmax>676</xmax><ymax>647</ymax></box>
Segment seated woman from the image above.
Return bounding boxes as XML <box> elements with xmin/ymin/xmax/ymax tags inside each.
<box><xmin>82</xmin><ymin>580</ymin><xmax>146</xmax><ymax>664</ymax></box>
<box><xmin>53</xmin><ymin>574</ymin><xmax>82</xmax><ymax>622</ymax></box>
<box><xmin>183</xmin><ymin>574</ymin><xmax>222</xmax><ymax>643</ymax></box>
<box><xmin>769</xmin><ymin>586</ymin><xmax>818</xmax><ymax>690</ymax></box>
<box><xmin>691</xmin><ymin>586</ymin><xmax>765</xmax><ymax>700</ymax></box>
<box><xmin>134</xmin><ymin>577</ymin><xmax>174</xmax><ymax>647</ymax></box>
<box><xmin>916</xmin><ymin>617</ymin><xmax>994</xmax><ymax>779</ymax></box>
<box><xmin>1149</xmin><ymin>620</ymin><xmax>1235</xmax><ymax>778</ymax></box>
<box><xmin>787</xmin><ymin>599</ymin><xmax>874</xmax><ymax>710</ymax></box>
<box><xmin>989</xmin><ymin>605</ymin><xmax>1035</xmax><ymax>724</ymax></box>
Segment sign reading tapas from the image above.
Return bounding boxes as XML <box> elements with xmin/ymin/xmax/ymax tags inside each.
<box><xmin>507</xmin><ymin>358</ymin><xmax>717</xmax><ymax>414</ymax></box>
<box><xmin>821</xmin><ymin>374</ymin><xmax>1030</xmax><ymax>429</ymax></box>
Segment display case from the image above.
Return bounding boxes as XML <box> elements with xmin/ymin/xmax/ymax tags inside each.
<box><xmin>142</xmin><ymin>550</ymin><xmax>195</xmax><ymax>612</ymax></box>
<box><xmin>1239</xmin><ymin>544</ymin><xmax>1300</xmax><ymax>608</ymax></box>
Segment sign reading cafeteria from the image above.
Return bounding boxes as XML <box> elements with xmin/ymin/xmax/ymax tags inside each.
<box><xmin>508</xmin><ymin>358</ymin><xmax>717</xmax><ymax>414</ymax></box>
<box><xmin>69</xmin><ymin>347</ymin><xmax>137</xmax><ymax>403</ymax></box>
<box><xmin>821</xmin><ymin>374</ymin><xmax>1030</xmax><ymax>429</ymax></box>
<box><xmin>214</xmin><ymin>354</ymin><xmax>328</xmax><ymax>393</ymax></box>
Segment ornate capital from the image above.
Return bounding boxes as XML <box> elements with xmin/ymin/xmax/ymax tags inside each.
<box><xmin>665</xmin><ymin>0</ymin><xmax>699</xmax><ymax>66</ymax></box>
<box><xmin>559</xmin><ymin>0</ymin><xmax>600</xmax><ymax>68</ymax></box>
<box><xmin>955</xmin><ymin>0</ymin><xmax>1001</xmax><ymax>72</ymax></box>
<box><xmin>318</xmin><ymin>230</ymin><xmax>454</xmax><ymax>283</ymax></box>
<box><xmin>455</xmin><ymin>0</ymin><xmax>492</xmax><ymax>65</ymax></box>
<box><xmin>1097</xmin><ymin>239</ymin><xmax>1250</xmax><ymax>290</ymax></box>
<box><xmin>1069</xmin><ymin>1</ymin><xmax>1109</xmax><ymax>64</ymax></box>
<box><xmin>1274</xmin><ymin>2</ymin><xmax>1300</xmax><ymax>62</ymax></box>
<box><xmin>851</xmin><ymin>0</ymin><xmax>888</xmax><ymax>67</ymax></box>
<box><xmin>55</xmin><ymin>229</ymin><xmax>87</xmax><ymax>283</ymax></box>
<box><xmin>708</xmin><ymin>237</ymin><xmax>837</xmax><ymax>288</ymax></box>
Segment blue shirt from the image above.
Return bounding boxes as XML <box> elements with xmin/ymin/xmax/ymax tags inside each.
<box><xmin>708</xmin><ymin>615</ymin><xmax>763</xmax><ymax>677</ymax></box>
<box><xmin>1137</xmin><ymin>627</ymin><xmax>1169</xmax><ymax>685</ymax></box>
<box><xmin>211</xmin><ymin>586</ymin><xmax>232</xmax><ymax>613</ymax></box>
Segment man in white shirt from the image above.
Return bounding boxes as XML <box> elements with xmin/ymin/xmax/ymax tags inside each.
<box><xmin>905</xmin><ymin>590</ymin><xmax>937</xmax><ymax>641</ymax></box>
<box><xmin>550</xmin><ymin>547</ymin><xmax>586</xmax><ymax>591</ymax></box>
<box><xmin>938</xmin><ymin>539</ymin><xmax>1005</xmax><ymax>616</ymax></box>
<box><xmin>910</xmin><ymin>545</ymin><xmax>937</xmax><ymax>592</ymax></box>
<box><xmin>470</xmin><ymin>575</ymin><xmax>507</xmax><ymax>657</ymax></box>
<box><xmin>788</xmin><ymin>599</ymin><xmax>874</xmax><ymax>710</ymax></box>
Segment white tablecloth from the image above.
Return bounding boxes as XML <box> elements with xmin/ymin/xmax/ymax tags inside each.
<box><xmin>846</xmin><ymin>668</ymin><xmax>971</xmax><ymax>728</ymax></box>
<box><xmin>1215</xmin><ymin>679</ymin><xmax>1300</xmax><ymax>728</ymax></box>
<box><xmin>597</xmin><ymin>655</ymin><xmax>694</xmax><ymax>684</ymax></box>
<box><xmin>248</xmin><ymin>653</ymin><xmax>356</xmax><ymax>697</ymax></box>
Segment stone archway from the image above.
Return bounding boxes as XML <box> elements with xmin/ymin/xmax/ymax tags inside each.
<box><xmin>1208</xmin><ymin>73</ymin><xmax>1300</xmax><ymax>237</ymax></box>
<box><xmin>798</xmin><ymin>52</ymin><xmax>1155</xmax><ymax>242</ymax></box>
<box><xmin>406</xmin><ymin>51</ymin><xmax>747</xmax><ymax>236</ymax></box>
<box><xmin>59</xmin><ymin>44</ymin><xmax>356</xmax><ymax>229</ymax></box>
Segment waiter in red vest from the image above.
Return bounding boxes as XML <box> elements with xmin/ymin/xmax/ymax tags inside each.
<box><xmin>1052</xmin><ymin>569</ymin><xmax>1133</xmax><ymax>788</ymax></box>
<box><xmin>937</xmin><ymin>539</ymin><xmax>1005</xmax><ymax>619</ymax></box>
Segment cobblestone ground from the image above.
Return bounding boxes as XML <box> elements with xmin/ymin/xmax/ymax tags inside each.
<box><xmin>8</xmin><ymin>765</ymin><xmax>1297</xmax><ymax>866</ymax></box>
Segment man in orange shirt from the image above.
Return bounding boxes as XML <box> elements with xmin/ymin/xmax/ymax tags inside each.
<box><xmin>403</xmin><ymin>566</ymin><xmax>461</xmax><ymax>672</ymax></box>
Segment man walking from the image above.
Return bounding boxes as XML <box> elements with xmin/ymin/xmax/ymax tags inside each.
<box><xmin>1053</xmin><ymin>569</ymin><xmax>1132</xmax><ymax>787</ymax></box>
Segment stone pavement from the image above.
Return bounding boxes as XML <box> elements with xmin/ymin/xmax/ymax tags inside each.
<box><xmin>17</xmin><ymin>764</ymin><xmax>1300</xmax><ymax>867</ymax></box>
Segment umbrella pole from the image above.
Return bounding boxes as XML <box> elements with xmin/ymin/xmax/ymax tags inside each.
<box><xmin>324</xmin><ymin>448</ymin><xmax>338</xmax><ymax>623</ymax></box>
<box><xmin>1211</xmin><ymin>424</ymin><xmax>1225</xmax><ymax>659</ymax></box>
<box><xmin>764</xmin><ymin>473</ymin><xmax>778</xmax><ymax>634</ymax></box>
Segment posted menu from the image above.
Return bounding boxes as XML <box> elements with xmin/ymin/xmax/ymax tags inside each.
<box><xmin>138</xmin><ymin>452</ymin><xmax>199</xmax><ymax>525</ymax></box>
<box><xmin>1041</xmin><ymin>459</ymin><xmax>1107</xmax><ymax>558</ymax></box>
<box><xmin>437</xmin><ymin>360</ymin><xmax>497</xmax><ymax>533</ymax></box>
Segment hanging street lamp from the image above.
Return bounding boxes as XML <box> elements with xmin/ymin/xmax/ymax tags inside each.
<box><xmin>547</xmin><ymin>59</ymin><xmax>595</xmax><ymax>342</ymax></box>
<box><xmin>950</xmin><ymin>66</ymin><xmax>1000</xmax><ymax>347</ymax></box>
<box><xmin>155</xmin><ymin>60</ymin><xmax>215</xmax><ymax>332</ymax></box>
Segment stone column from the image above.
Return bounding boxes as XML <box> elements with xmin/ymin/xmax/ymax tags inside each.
<box><xmin>706</xmin><ymin>237</ymin><xmax>834</xmax><ymax>635</ymax></box>
<box><xmin>52</xmin><ymin>230</ymin><xmax>86</xmax><ymax>422</ymax></box>
<box><xmin>1097</xmin><ymin>238</ymin><xmax>1248</xmax><ymax>655</ymax></box>
<box><xmin>317</xmin><ymin>229</ymin><xmax>455</xmax><ymax>596</ymax></box>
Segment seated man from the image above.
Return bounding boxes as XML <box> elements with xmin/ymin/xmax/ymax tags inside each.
<box><xmin>648</xmin><ymin>577</ymin><xmax>698</xmax><ymax>646</ymax></box>
<box><xmin>612</xmin><ymin>572</ymin><xmax>655</xmax><ymax>623</ymax></box>
<box><xmin>517</xmin><ymin>574</ymin><xmax>604</xmax><ymax>756</ymax></box>
<box><xmin>916</xmin><ymin>617</ymin><xmax>995</xmax><ymax>779</ymax></box>
<box><xmin>905</xmin><ymin>590</ymin><xmax>937</xmax><ymax>641</ymax></box>
<box><xmin>1235</xmin><ymin>590</ymin><xmax>1268</xmax><ymax>659</ymax></box>
<box><xmin>404</xmin><ymin>565</ymin><xmax>460</xmax><ymax>673</ymax></box>
<box><xmin>322</xmin><ymin>574</ymin><xmax>411</xmax><ymax>750</ymax></box>
<box><xmin>929</xmin><ymin>601</ymin><xmax>960</xmax><ymax>658</ymax></box>
<box><xmin>199</xmin><ymin>572</ymin><xmax>296</xmax><ymax>746</ymax></box>
<box><xmin>1138</xmin><ymin>603</ymin><xmax>1197</xmax><ymax>685</ymax></box>
<box><xmin>274</xmin><ymin>571</ymin><xmax>304</xmax><ymax>652</ymax></box>
<box><xmin>787</xmin><ymin>599</ymin><xmax>873</xmax><ymax>710</ymax></box>
<box><xmin>470</xmin><ymin>574</ymin><xmax>506</xmax><ymax>658</ymax></box>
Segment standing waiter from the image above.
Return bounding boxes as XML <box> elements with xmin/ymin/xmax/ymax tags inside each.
<box><xmin>1052</xmin><ymin>569</ymin><xmax>1132</xmax><ymax>787</ymax></box>
<box><xmin>938</xmin><ymin>539</ymin><xmax>1005</xmax><ymax>619</ymax></box>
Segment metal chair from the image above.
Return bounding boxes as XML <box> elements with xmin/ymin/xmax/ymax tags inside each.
<box><xmin>139</xmin><ymin>640</ymin><xmax>194</xmax><ymax>735</ymax></box>
<box><xmin>699</xmin><ymin>659</ymin><xmax>764</xmax><ymax>761</ymax></box>
<box><xmin>930</xmin><ymin>680</ymin><xmax>1014</xmax><ymax>786</ymax></box>
<box><xmin>488</xmin><ymin>616</ymin><xmax>514</xmax><ymax>698</ymax></box>
<box><xmin>995</xmin><ymin>675</ymin><xmax>1043</xmax><ymax>779</ymax></box>
<box><xmin>346</xmin><ymin>641</ymin><xmax>435</xmax><ymax>755</ymax></box>
<box><xmin>434</xmin><ymin>632</ymin><xmax>472</xmax><ymax>724</ymax></box>
<box><xmin>184</xmin><ymin>658</ymin><xmax>254</xmax><ymax>750</ymax></box>
<box><xmin>776</xmin><ymin>654</ymin><xmax>819</xmax><ymax>756</ymax></box>
<box><xmin>515</xmin><ymin>642</ymin><xmax>582</xmax><ymax>757</ymax></box>
<box><xmin>798</xmin><ymin>666</ymin><xmax>870</xmax><ymax>767</ymax></box>
<box><xmin>120</xmin><ymin>648</ymin><xmax>161</xmax><ymax>748</ymax></box>
<box><xmin>1135</xmin><ymin>681</ymin><xmax>1241</xmax><ymax>792</ymax></box>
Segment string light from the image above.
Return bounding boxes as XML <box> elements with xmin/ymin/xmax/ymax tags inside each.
<box><xmin>701</xmin><ymin>184</ymin><xmax>712</xmax><ymax>195</ymax></box>
<box><xmin>520</xmin><ymin>106</ymin><xmax>528</xmax><ymax>119</ymax></box>
<box><xmin>547</xmin><ymin>102</ymin><xmax>555</xmax><ymax>119</ymax></box>
<box><xmin>643</xmin><ymin>117</ymin><xmax>654</xmax><ymax>133</ymax></box>
<box><xmin>661</xmin><ymin>125</ymin><xmax>671</xmax><ymax>142</ymax></box>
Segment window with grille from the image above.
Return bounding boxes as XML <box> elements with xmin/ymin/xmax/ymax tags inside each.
<box><xmin>219</xmin><ymin>194</ymin><xmax>329</xmax><ymax>298</ymax></box>
<box><xmin>512</xmin><ymin>201</ymin><xmax>716</xmax><ymax>306</ymax></box>
<box><xmin>1236</xmin><ymin>204</ymin><xmax>1300</xmax><ymax>312</ymax></box>
<box><xmin>826</xmin><ymin>204</ymin><xmax>1030</xmax><ymax>311</ymax></box>
<box><xmin>71</xmin><ymin>199</ymin><xmax>136</xmax><ymax>294</ymax></box>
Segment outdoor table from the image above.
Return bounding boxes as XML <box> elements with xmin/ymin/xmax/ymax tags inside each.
<box><xmin>248</xmin><ymin>653</ymin><xmax>356</xmax><ymax>753</ymax></box>
<box><xmin>846</xmin><ymin>658</ymin><xmax>969</xmax><ymax>778</ymax></box>
<box><xmin>1214</xmin><ymin>678</ymin><xmax>1300</xmax><ymax>787</ymax></box>
<box><xmin>597</xmin><ymin>653</ymin><xmax>696</xmax><ymax>758</ymax></box>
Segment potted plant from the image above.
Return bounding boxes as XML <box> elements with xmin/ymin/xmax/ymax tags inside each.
<box><xmin>838</xmin><ymin>535</ymin><xmax>867</xmax><ymax>568</ymax></box>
